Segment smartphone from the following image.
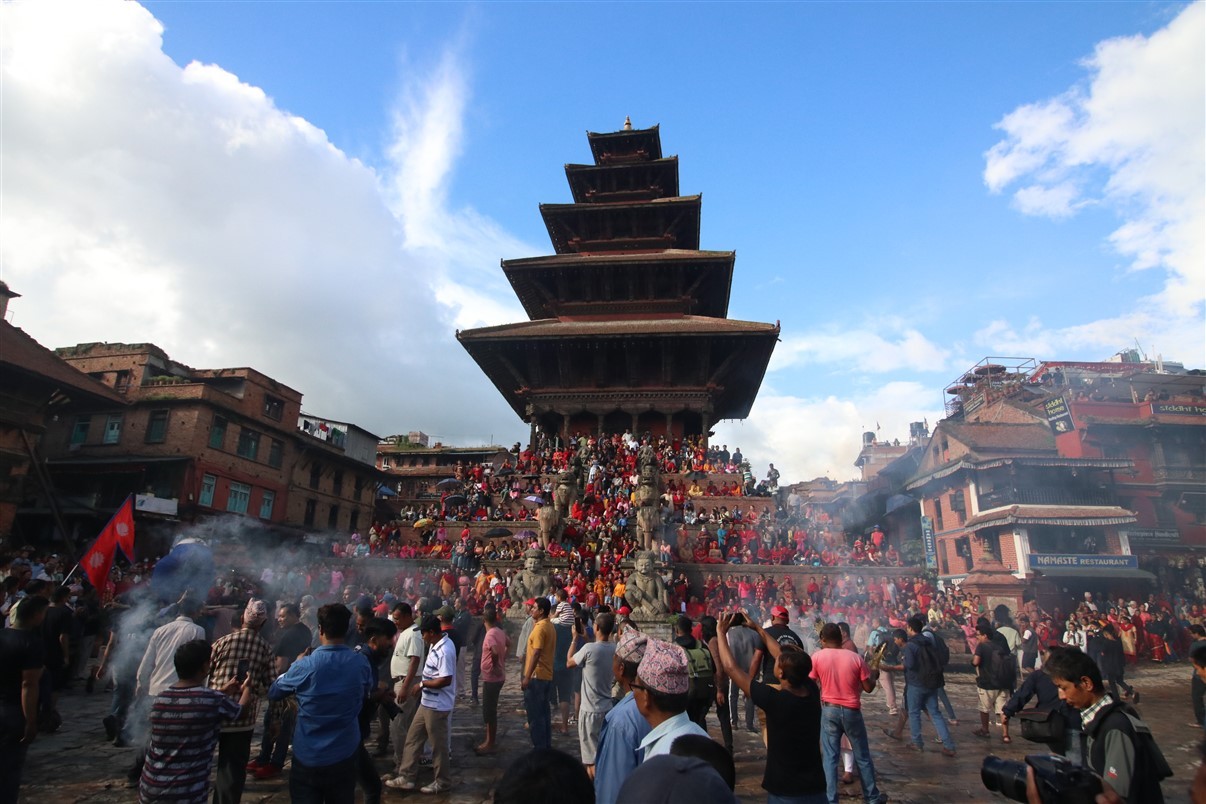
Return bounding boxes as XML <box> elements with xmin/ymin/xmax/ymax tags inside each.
<box><xmin>236</xmin><ymin>659</ymin><xmax>250</xmax><ymax>684</ymax></box>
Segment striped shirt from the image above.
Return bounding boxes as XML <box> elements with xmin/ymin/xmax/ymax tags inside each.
<box><xmin>139</xmin><ymin>686</ymin><xmax>241</xmax><ymax>803</ymax></box>
<box><xmin>554</xmin><ymin>601</ymin><xmax>576</xmax><ymax>626</ymax></box>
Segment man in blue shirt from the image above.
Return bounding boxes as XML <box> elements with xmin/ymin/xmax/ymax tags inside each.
<box><xmin>595</xmin><ymin>628</ymin><xmax>652</xmax><ymax>804</ymax></box>
<box><xmin>269</xmin><ymin>604</ymin><xmax>374</xmax><ymax>804</ymax></box>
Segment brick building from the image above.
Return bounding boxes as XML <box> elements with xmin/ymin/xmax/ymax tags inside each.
<box><xmin>0</xmin><ymin>286</ymin><xmax>128</xmax><ymax>547</ymax></box>
<box><xmin>906</xmin><ymin>355</ymin><xmax>1204</xmax><ymax>611</ymax></box>
<box><xmin>28</xmin><ymin>342</ymin><xmax>383</xmax><ymax>553</ymax></box>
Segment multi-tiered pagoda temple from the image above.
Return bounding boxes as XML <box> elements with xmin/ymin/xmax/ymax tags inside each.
<box><xmin>459</xmin><ymin>120</ymin><xmax>779</xmax><ymax>444</ymax></box>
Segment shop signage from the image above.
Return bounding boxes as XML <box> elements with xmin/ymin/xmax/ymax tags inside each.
<box><xmin>1152</xmin><ymin>403</ymin><xmax>1206</xmax><ymax>417</ymax></box>
<box><xmin>1029</xmin><ymin>553</ymin><xmax>1138</xmax><ymax>569</ymax></box>
<box><xmin>1123</xmin><ymin>528</ymin><xmax>1181</xmax><ymax>546</ymax></box>
<box><xmin>1043</xmin><ymin>395</ymin><xmax>1076</xmax><ymax>434</ymax></box>
<box><xmin>135</xmin><ymin>494</ymin><xmax>178</xmax><ymax>517</ymax></box>
<box><xmin>920</xmin><ymin>515</ymin><xmax>937</xmax><ymax>570</ymax></box>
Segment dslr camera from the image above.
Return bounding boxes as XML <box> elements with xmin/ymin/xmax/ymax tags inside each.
<box><xmin>981</xmin><ymin>753</ymin><xmax>1101</xmax><ymax>804</ymax></box>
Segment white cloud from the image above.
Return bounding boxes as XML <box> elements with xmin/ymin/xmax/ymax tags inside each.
<box><xmin>715</xmin><ymin>381</ymin><xmax>942</xmax><ymax>483</ymax></box>
<box><xmin>771</xmin><ymin>324</ymin><xmax>952</xmax><ymax>375</ymax></box>
<box><xmin>0</xmin><ymin>1</ymin><xmax>530</xmax><ymax>445</ymax></box>
<box><xmin>983</xmin><ymin>2</ymin><xmax>1205</xmax><ymax>363</ymax></box>
<box><xmin>382</xmin><ymin>51</ymin><xmax>535</xmax><ymax>330</ymax></box>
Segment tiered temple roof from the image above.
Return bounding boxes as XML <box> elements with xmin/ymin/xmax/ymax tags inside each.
<box><xmin>459</xmin><ymin>120</ymin><xmax>778</xmax><ymax>442</ymax></box>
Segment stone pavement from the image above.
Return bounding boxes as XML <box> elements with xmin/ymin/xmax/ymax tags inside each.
<box><xmin>19</xmin><ymin>661</ymin><xmax>1199</xmax><ymax>803</ymax></box>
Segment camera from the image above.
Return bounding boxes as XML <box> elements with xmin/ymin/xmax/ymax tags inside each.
<box><xmin>981</xmin><ymin>753</ymin><xmax>1101</xmax><ymax>804</ymax></box>
<box><xmin>380</xmin><ymin>699</ymin><xmax>402</xmax><ymax>720</ymax></box>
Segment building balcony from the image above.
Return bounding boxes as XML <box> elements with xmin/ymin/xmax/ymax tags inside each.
<box><xmin>977</xmin><ymin>487</ymin><xmax>1116</xmax><ymax>510</ymax></box>
<box><xmin>1152</xmin><ymin>465</ymin><xmax>1205</xmax><ymax>485</ymax></box>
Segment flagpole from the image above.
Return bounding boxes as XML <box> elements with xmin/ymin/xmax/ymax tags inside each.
<box><xmin>61</xmin><ymin>563</ymin><xmax>81</xmax><ymax>587</ymax></box>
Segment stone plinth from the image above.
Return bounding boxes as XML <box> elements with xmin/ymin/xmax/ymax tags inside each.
<box><xmin>629</xmin><ymin>617</ymin><xmax>674</xmax><ymax>642</ymax></box>
<box><xmin>959</xmin><ymin>559</ymin><xmax>1026</xmax><ymax>614</ymax></box>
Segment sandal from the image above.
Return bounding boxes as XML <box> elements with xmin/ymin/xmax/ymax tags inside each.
<box><xmin>972</xmin><ymin>728</ymin><xmax>990</xmax><ymax>738</ymax></box>
<box><xmin>1002</xmin><ymin>735</ymin><xmax>1012</xmax><ymax>744</ymax></box>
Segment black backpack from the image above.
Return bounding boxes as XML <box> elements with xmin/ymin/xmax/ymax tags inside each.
<box><xmin>912</xmin><ymin>637</ymin><xmax>944</xmax><ymax>689</ymax></box>
<box><xmin>925</xmin><ymin>629</ymin><xmax>951</xmax><ymax>667</ymax></box>
<box><xmin>982</xmin><ymin>642</ymin><xmax>1016</xmax><ymax>691</ymax></box>
<box><xmin>1087</xmin><ymin>701</ymin><xmax>1171</xmax><ymax>803</ymax></box>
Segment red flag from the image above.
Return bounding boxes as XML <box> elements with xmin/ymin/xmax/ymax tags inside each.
<box><xmin>81</xmin><ymin>525</ymin><xmax>117</xmax><ymax>593</ymax></box>
<box><xmin>110</xmin><ymin>496</ymin><xmax>136</xmax><ymax>561</ymax></box>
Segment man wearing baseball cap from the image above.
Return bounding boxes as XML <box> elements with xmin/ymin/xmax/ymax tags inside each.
<box><xmin>595</xmin><ymin>628</ymin><xmax>652</xmax><ymax>804</ymax></box>
<box><xmin>633</xmin><ymin>639</ymin><xmax>708</xmax><ymax>760</ymax></box>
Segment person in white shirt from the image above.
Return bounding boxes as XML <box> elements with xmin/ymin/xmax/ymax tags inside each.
<box><xmin>389</xmin><ymin>615</ymin><xmax>456</xmax><ymax>795</ymax></box>
<box><xmin>136</xmin><ymin>598</ymin><xmax>207</xmax><ymax>699</ymax></box>
<box><xmin>127</xmin><ymin>596</ymin><xmax>206</xmax><ymax>784</ymax></box>
<box><xmin>387</xmin><ymin>602</ymin><xmax>425</xmax><ymax>781</ymax></box>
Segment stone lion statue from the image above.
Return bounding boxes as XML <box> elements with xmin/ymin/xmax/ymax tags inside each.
<box><xmin>536</xmin><ymin>504</ymin><xmax>562</xmax><ymax>550</ymax></box>
<box><xmin>624</xmin><ymin>550</ymin><xmax>670</xmax><ymax>618</ymax></box>
<box><xmin>509</xmin><ymin>548</ymin><xmax>553</xmax><ymax>603</ymax></box>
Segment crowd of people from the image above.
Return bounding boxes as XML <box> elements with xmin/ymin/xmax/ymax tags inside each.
<box><xmin>2</xmin><ymin>531</ymin><xmax>1200</xmax><ymax>804</ymax></box>
<box><xmin>1</xmin><ymin>431</ymin><xmax>1202</xmax><ymax>802</ymax></box>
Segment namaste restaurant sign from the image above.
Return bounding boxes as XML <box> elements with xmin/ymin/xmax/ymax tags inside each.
<box><xmin>1028</xmin><ymin>554</ymin><xmax>1138</xmax><ymax>569</ymax></box>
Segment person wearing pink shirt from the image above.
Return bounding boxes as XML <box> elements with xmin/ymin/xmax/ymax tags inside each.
<box><xmin>809</xmin><ymin>624</ymin><xmax>887</xmax><ymax>804</ymax></box>
<box><xmin>474</xmin><ymin>606</ymin><xmax>508</xmax><ymax>755</ymax></box>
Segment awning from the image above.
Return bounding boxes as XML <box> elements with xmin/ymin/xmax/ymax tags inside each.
<box><xmin>964</xmin><ymin>505</ymin><xmax>1137</xmax><ymax>529</ymax></box>
<box><xmin>1032</xmin><ymin>567</ymin><xmax>1156</xmax><ymax>581</ymax></box>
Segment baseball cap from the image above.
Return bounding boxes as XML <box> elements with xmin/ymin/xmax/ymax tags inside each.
<box><xmin>770</xmin><ymin>605</ymin><xmax>789</xmax><ymax>619</ymax></box>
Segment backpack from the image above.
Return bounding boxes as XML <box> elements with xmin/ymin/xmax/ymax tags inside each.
<box><xmin>1022</xmin><ymin>628</ymin><xmax>1040</xmax><ymax>652</ymax></box>
<box><xmin>925</xmin><ymin>629</ymin><xmax>951</xmax><ymax>667</ymax></box>
<box><xmin>982</xmin><ymin>642</ymin><xmax>1016</xmax><ymax>691</ymax></box>
<box><xmin>912</xmin><ymin>637</ymin><xmax>944</xmax><ymax>690</ymax></box>
<box><xmin>684</xmin><ymin>640</ymin><xmax>716</xmax><ymax>700</ymax></box>
<box><xmin>1087</xmin><ymin>701</ymin><xmax>1172</xmax><ymax>803</ymax></box>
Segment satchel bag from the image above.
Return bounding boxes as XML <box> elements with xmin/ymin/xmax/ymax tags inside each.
<box><xmin>1017</xmin><ymin>707</ymin><xmax>1066</xmax><ymax>743</ymax></box>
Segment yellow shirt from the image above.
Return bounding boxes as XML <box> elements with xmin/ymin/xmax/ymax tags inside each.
<box><xmin>614</xmin><ymin>582</ymin><xmax>626</xmax><ymax>599</ymax></box>
<box><xmin>527</xmin><ymin>618</ymin><xmax>555</xmax><ymax>681</ymax></box>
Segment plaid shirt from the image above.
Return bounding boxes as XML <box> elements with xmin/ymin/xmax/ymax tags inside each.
<box><xmin>208</xmin><ymin>627</ymin><xmax>273</xmax><ymax>730</ymax></box>
<box><xmin>1080</xmin><ymin>692</ymin><xmax>1114</xmax><ymax>730</ymax></box>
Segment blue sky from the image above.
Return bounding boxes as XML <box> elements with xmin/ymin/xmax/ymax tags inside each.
<box><xmin>3</xmin><ymin>1</ymin><xmax>1202</xmax><ymax>481</ymax></box>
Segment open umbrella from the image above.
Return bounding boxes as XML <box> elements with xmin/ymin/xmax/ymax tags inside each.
<box><xmin>436</xmin><ymin>478</ymin><xmax>461</xmax><ymax>490</ymax></box>
<box><xmin>413</xmin><ymin>518</ymin><xmax>433</xmax><ymax>530</ymax></box>
<box><xmin>443</xmin><ymin>494</ymin><xmax>468</xmax><ymax>508</ymax></box>
<box><xmin>485</xmin><ymin>526</ymin><xmax>512</xmax><ymax>538</ymax></box>
<box><xmin>516</xmin><ymin>529</ymin><xmax>537</xmax><ymax>541</ymax></box>
<box><xmin>521</xmin><ymin>494</ymin><xmax>545</xmax><ymax>509</ymax></box>
<box><xmin>496</xmin><ymin>466</ymin><xmax>515</xmax><ymax>476</ymax></box>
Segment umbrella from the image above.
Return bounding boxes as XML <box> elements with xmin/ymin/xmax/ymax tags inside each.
<box><xmin>436</xmin><ymin>478</ymin><xmax>461</xmax><ymax>490</ymax></box>
<box><xmin>413</xmin><ymin>518</ymin><xmax>433</xmax><ymax>530</ymax></box>
<box><xmin>443</xmin><ymin>494</ymin><xmax>468</xmax><ymax>508</ymax></box>
<box><xmin>496</xmin><ymin>467</ymin><xmax>515</xmax><ymax>476</ymax></box>
<box><xmin>885</xmin><ymin>494</ymin><xmax>917</xmax><ymax>515</ymax></box>
<box><xmin>521</xmin><ymin>494</ymin><xmax>545</xmax><ymax>509</ymax></box>
<box><xmin>376</xmin><ymin>484</ymin><xmax>397</xmax><ymax>498</ymax></box>
<box><xmin>485</xmin><ymin>527</ymin><xmax>512</xmax><ymax>538</ymax></box>
<box><xmin>516</xmin><ymin>529</ymin><xmax>537</xmax><ymax>541</ymax></box>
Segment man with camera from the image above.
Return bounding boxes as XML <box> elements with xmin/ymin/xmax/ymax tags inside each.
<box><xmin>1029</xmin><ymin>647</ymin><xmax>1171</xmax><ymax>803</ymax></box>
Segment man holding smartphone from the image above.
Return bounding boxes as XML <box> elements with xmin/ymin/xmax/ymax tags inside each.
<box><xmin>207</xmin><ymin>599</ymin><xmax>272</xmax><ymax>804</ymax></box>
